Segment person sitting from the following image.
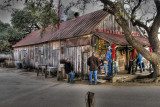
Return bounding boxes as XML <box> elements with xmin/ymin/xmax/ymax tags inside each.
<box><xmin>98</xmin><ymin>57</ymin><xmax>104</xmax><ymax>73</ymax></box>
<box><xmin>98</xmin><ymin>57</ymin><xmax>108</xmax><ymax>75</ymax></box>
<box><xmin>64</xmin><ymin>58</ymin><xmax>75</xmax><ymax>83</ymax></box>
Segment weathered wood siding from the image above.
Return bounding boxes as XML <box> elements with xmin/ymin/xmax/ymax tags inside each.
<box><xmin>95</xmin><ymin>14</ymin><xmax>140</xmax><ymax>34</ymax></box>
<box><xmin>13</xmin><ymin>39</ymin><xmax>91</xmax><ymax>74</ymax></box>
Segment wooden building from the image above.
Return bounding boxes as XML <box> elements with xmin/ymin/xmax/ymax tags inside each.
<box><xmin>12</xmin><ymin>10</ymin><xmax>150</xmax><ymax>75</ymax></box>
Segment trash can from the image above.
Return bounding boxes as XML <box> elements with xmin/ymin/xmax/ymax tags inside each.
<box><xmin>1</xmin><ymin>63</ymin><xmax>5</xmax><ymax>68</ymax></box>
<box><xmin>16</xmin><ymin>62</ymin><xmax>22</xmax><ymax>69</ymax></box>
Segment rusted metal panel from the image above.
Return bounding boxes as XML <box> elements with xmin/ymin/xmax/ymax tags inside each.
<box><xmin>66</xmin><ymin>37</ymin><xmax>91</xmax><ymax>47</ymax></box>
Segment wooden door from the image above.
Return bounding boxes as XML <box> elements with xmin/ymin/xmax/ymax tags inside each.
<box><xmin>82</xmin><ymin>52</ymin><xmax>89</xmax><ymax>79</ymax></box>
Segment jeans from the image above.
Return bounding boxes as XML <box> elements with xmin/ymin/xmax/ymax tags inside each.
<box><xmin>104</xmin><ymin>64</ymin><xmax>108</xmax><ymax>75</ymax></box>
<box><xmin>99</xmin><ymin>64</ymin><xmax>108</xmax><ymax>75</ymax></box>
<box><xmin>128</xmin><ymin>61</ymin><xmax>133</xmax><ymax>73</ymax></box>
<box><xmin>136</xmin><ymin>61</ymin><xmax>142</xmax><ymax>73</ymax></box>
<box><xmin>108</xmin><ymin>60</ymin><xmax>111</xmax><ymax>76</ymax></box>
<box><xmin>89</xmin><ymin>71</ymin><xmax>97</xmax><ymax>84</ymax></box>
<box><xmin>68</xmin><ymin>72</ymin><xmax>75</xmax><ymax>83</ymax></box>
<box><xmin>108</xmin><ymin>60</ymin><xmax>117</xmax><ymax>76</ymax></box>
<box><xmin>142</xmin><ymin>62</ymin><xmax>145</xmax><ymax>71</ymax></box>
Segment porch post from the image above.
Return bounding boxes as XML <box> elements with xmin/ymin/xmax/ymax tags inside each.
<box><xmin>132</xmin><ymin>49</ymin><xmax>136</xmax><ymax>74</ymax></box>
<box><xmin>112</xmin><ymin>44</ymin><xmax>116</xmax><ymax>76</ymax></box>
<box><xmin>126</xmin><ymin>46</ymin><xmax>129</xmax><ymax>70</ymax></box>
<box><xmin>149</xmin><ymin>47</ymin><xmax>152</xmax><ymax>72</ymax></box>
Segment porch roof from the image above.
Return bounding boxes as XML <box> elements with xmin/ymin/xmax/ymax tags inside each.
<box><xmin>94</xmin><ymin>32</ymin><xmax>150</xmax><ymax>46</ymax></box>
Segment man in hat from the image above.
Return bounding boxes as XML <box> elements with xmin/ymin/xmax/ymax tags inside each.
<box><xmin>87</xmin><ymin>52</ymin><xmax>99</xmax><ymax>85</ymax></box>
<box><xmin>106</xmin><ymin>46</ymin><xmax>117</xmax><ymax>76</ymax></box>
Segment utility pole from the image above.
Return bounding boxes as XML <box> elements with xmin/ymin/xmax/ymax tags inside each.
<box><xmin>58</xmin><ymin>0</ymin><xmax>61</xmax><ymax>66</ymax></box>
<box><xmin>57</xmin><ymin>0</ymin><xmax>62</xmax><ymax>81</ymax></box>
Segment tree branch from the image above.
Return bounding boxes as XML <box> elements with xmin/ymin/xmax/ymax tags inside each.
<box><xmin>130</xmin><ymin>0</ymin><xmax>150</xmax><ymax>33</ymax></box>
<box><xmin>100</xmin><ymin>0</ymin><xmax>155</xmax><ymax>62</ymax></box>
<box><xmin>149</xmin><ymin>0</ymin><xmax>160</xmax><ymax>53</ymax></box>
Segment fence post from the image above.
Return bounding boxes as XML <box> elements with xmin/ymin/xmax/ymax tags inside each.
<box><xmin>85</xmin><ymin>92</ymin><xmax>95</xmax><ymax>107</ymax></box>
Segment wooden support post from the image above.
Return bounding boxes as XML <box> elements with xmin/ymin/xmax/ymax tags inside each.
<box><xmin>85</xmin><ymin>92</ymin><xmax>95</xmax><ymax>107</ymax></box>
<box><xmin>57</xmin><ymin>67</ymin><xmax>63</xmax><ymax>81</ymax></box>
<box><xmin>149</xmin><ymin>47</ymin><xmax>152</xmax><ymax>72</ymax></box>
<box><xmin>132</xmin><ymin>49</ymin><xmax>136</xmax><ymax>74</ymax></box>
<box><xmin>126</xmin><ymin>46</ymin><xmax>129</xmax><ymax>70</ymax></box>
<box><xmin>112</xmin><ymin>59</ymin><xmax>115</xmax><ymax>76</ymax></box>
<box><xmin>132</xmin><ymin>59</ymin><xmax>136</xmax><ymax>74</ymax></box>
<box><xmin>112</xmin><ymin>44</ymin><xmax>116</xmax><ymax>77</ymax></box>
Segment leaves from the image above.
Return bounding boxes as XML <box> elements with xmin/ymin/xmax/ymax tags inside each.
<box><xmin>0</xmin><ymin>21</ymin><xmax>23</xmax><ymax>53</ymax></box>
<box><xmin>11</xmin><ymin>1</ymin><xmax>58</xmax><ymax>35</ymax></box>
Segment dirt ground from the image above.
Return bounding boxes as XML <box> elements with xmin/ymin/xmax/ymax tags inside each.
<box><xmin>0</xmin><ymin>67</ymin><xmax>159</xmax><ymax>86</ymax></box>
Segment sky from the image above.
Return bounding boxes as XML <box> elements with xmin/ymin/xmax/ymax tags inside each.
<box><xmin>0</xmin><ymin>0</ymin><xmax>25</xmax><ymax>24</ymax></box>
<box><xmin>0</xmin><ymin>0</ymin><xmax>160</xmax><ymax>38</ymax></box>
<box><xmin>0</xmin><ymin>0</ymin><xmax>103</xmax><ymax>24</ymax></box>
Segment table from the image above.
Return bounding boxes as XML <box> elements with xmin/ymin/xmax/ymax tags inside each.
<box><xmin>47</xmin><ymin>66</ymin><xmax>57</xmax><ymax>77</ymax></box>
<box><xmin>37</xmin><ymin>64</ymin><xmax>47</xmax><ymax>76</ymax></box>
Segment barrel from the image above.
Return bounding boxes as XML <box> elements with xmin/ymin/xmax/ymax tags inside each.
<box><xmin>1</xmin><ymin>63</ymin><xmax>5</xmax><ymax>68</ymax></box>
<box><xmin>16</xmin><ymin>62</ymin><xmax>22</xmax><ymax>69</ymax></box>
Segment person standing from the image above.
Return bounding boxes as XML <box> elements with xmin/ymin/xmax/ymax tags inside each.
<box><xmin>87</xmin><ymin>52</ymin><xmax>99</xmax><ymax>85</ymax></box>
<box><xmin>106</xmin><ymin>46</ymin><xmax>117</xmax><ymax>76</ymax></box>
<box><xmin>64</xmin><ymin>58</ymin><xmax>75</xmax><ymax>83</ymax></box>
<box><xmin>136</xmin><ymin>54</ymin><xmax>144</xmax><ymax>73</ymax></box>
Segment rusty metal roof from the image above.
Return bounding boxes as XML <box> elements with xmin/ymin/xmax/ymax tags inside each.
<box><xmin>66</xmin><ymin>37</ymin><xmax>91</xmax><ymax>47</ymax></box>
<box><xmin>13</xmin><ymin>10</ymin><xmax>108</xmax><ymax>48</ymax></box>
<box><xmin>94</xmin><ymin>32</ymin><xmax>150</xmax><ymax>46</ymax></box>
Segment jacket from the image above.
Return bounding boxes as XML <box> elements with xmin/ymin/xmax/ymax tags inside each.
<box><xmin>64</xmin><ymin>61</ymin><xmax>73</xmax><ymax>74</ymax></box>
<box><xmin>106</xmin><ymin>50</ymin><xmax>112</xmax><ymax>61</ymax></box>
<box><xmin>87</xmin><ymin>55</ymin><xmax>99</xmax><ymax>71</ymax></box>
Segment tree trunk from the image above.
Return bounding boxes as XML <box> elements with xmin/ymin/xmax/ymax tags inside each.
<box><xmin>152</xmin><ymin>62</ymin><xmax>160</xmax><ymax>78</ymax></box>
<box><xmin>100</xmin><ymin>0</ymin><xmax>160</xmax><ymax>78</ymax></box>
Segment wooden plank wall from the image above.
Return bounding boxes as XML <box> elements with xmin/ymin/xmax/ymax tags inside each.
<box><xmin>13</xmin><ymin>42</ymin><xmax>91</xmax><ymax>74</ymax></box>
<box><xmin>96</xmin><ymin>14</ymin><xmax>139</xmax><ymax>33</ymax></box>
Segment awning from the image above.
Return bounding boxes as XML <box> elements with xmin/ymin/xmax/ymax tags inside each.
<box><xmin>66</xmin><ymin>37</ymin><xmax>91</xmax><ymax>47</ymax></box>
<box><xmin>94</xmin><ymin>32</ymin><xmax>150</xmax><ymax>46</ymax></box>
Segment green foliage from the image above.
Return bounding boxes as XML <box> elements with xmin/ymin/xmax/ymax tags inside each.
<box><xmin>11</xmin><ymin>1</ymin><xmax>58</xmax><ymax>35</ymax></box>
<box><xmin>39</xmin><ymin>2</ymin><xmax>59</xmax><ymax>32</ymax></box>
<box><xmin>0</xmin><ymin>21</ymin><xmax>23</xmax><ymax>53</ymax></box>
<box><xmin>11</xmin><ymin>9</ymin><xmax>39</xmax><ymax>34</ymax></box>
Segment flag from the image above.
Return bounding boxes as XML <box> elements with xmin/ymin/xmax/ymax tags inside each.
<box><xmin>112</xmin><ymin>44</ymin><xmax>116</xmax><ymax>59</ymax></box>
<box><xmin>57</xmin><ymin>0</ymin><xmax>61</xmax><ymax>30</ymax></box>
<box><xmin>149</xmin><ymin>47</ymin><xmax>152</xmax><ymax>53</ymax></box>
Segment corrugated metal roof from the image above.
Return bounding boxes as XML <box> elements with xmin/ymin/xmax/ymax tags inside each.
<box><xmin>13</xmin><ymin>9</ymin><xmax>108</xmax><ymax>48</ymax></box>
<box><xmin>94</xmin><ymin>32</ymin><xmax>150</xmax><ymax>46</ymax></box>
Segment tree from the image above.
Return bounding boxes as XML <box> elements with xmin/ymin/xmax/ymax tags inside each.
<box><xmin>11</xmin><ymin>9</ymin><xmax>40</xmax><ymax>34</ymax></box>
<box><xmin>0</xmin><ymin>20</ymin><xmax>23</xmax><ymax>53</ymax></box>
<box><xmin>11</xmin><ymin>0</ymin><xmax>58</xmax><ymax>35</ymax></box>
